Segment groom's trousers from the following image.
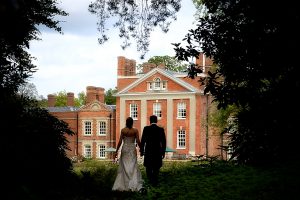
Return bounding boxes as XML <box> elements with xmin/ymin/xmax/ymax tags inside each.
<box><xmin>146</xmin><ymin>166</ymin><xmax>159</xmax><ymax>186</ymax></box>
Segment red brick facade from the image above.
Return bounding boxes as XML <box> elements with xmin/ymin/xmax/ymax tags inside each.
<box><xmin>48</xmin><ymin>53</ymin><xmax>229</xmax><ymax>160</ymax></box>
<box><xmin>115</xmin><ymin>54</ymin><xmax>226</xmax><ymax>158</ymax></box>
<box><xmin>48</xmin><ymin>87</ymin><xmax>116</xmax><ymax>159</ymax></box>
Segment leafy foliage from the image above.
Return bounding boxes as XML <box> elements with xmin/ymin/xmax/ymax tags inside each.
<box><xmin>88</xmin><ymin>0</ymin><xmax>181</xmax><ymax>59</ymax></box>
<box><xmin>0</xmin><ymin>0</ymin><xmax>67</xmax><ymax>93</ymax></box>
<box><xmin>173</xmin><ymin>0</ymin><xmax>300</xmax><ymax>165</ymax></box>
<box><xmin>69</xmin><ymin>160</ymin><xmax>300</xmax><ymax>200</ymax></box>
<box><xmin>2</xmin><ymin>95</ymin><xmax>74</xmax><ymax>198</ymax></box>
<box><xmin>147</xmin><ymin>55</ymin><xmax>188</xmax><ymax>72</ymax></box>
<box><xmin>105</xmin><ymin>87</ymin><xmax>117</xmax><ymax>105</ymax></box>
<box><xmin>17</xmin><ymin>81</ymin><xmax>39</xmax><ymax>99</ymax></box>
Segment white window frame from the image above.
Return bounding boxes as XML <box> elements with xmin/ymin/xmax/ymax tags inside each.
<box><xmin>177</xmin><ymin>129</ymin><xmax>186</xmax><ymax>149</ymax></box>
<box><xmin>97</xmin><ymin>120</ymin><xmax>107</xmax><ymax>136</ymax></box>
<box><xmin>130</xmin><ymin>103</ymin><xmax>138</xmax><ymax>120</ymax></box>
<box><xmin>177</xmin><ymin>102</ymin><xmax>186</xmax><ymax>119</ymax></box>
<box><xmin>153</xmin><ymin>78</ymin><xmax>161</xmax><ymax>90</ymax></box>
<box><xmin>98</xmin><ymin>144</ymin><xmax>106</xmax><ymax>159</ymax></box>
<box><xmin>153</xmin><ymin>103</ymin><xmax>162</xmax><ymax>119</ymax></box>
<box><xmin>83</xmin><ymin>120</ymin><xmax>93</xmax><ymax>135</ymax></box>
<box><xmin>148</xmin><ymin>82</ymin><xmax>153</xmax><ymax>90</ymax></box>
<box><xmin>162</xmin><ymin>81</ymin><xmax>167</xmax><ymax>90</ymax></box>
<box><xmin>83</xmin><ymin>144</ymin><xmax>92</xmax><ymax>158</ymax></box>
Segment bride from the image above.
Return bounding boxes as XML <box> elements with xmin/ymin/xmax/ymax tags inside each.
<box><xmin>112</xmin><ymin>117</ymin><xmax>144</xmax><ymax>192</ymax></box>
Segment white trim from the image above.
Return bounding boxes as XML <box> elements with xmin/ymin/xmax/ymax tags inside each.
<box><xmin>189</xmin><ymin>96</ymin><xmax>196</xmax><ymax>154</ymax></box>
<box><xmin>116</xmin><ymin>68</ymin><xmax>200</xmax><ymax>95</ymax></box>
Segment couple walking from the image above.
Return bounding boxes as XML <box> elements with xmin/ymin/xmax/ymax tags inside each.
<box><xmin>112</xmin><ymin>115</ymin><xmax>166</xmax><ymax>191</ymax></box>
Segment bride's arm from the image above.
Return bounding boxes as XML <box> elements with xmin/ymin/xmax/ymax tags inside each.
<box><xmin>115</xmin><ymin>131</ymin><xmax>123</xmax><ymax>157</ymax></box>
<box><xmin>135</xmin><ymin>129</ymin><xmax>141</xmax><ymax>149</ymax></box>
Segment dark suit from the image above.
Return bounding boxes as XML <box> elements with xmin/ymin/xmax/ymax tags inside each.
<box><xmin>140</xmin><ymin>123</ymin><xmax>166</xmax><ymax>186</ymax></box>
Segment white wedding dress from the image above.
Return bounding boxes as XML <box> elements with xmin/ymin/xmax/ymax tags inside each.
<box><xmin>112</xmin><ymin>136</ymin><xmax>144</xmax><ymax>191</ymax></box>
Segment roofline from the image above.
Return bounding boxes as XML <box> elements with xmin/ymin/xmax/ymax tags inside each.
<box><xmin>116</xmin><ymin>68</ymin><xmax>200</xmax><ymax>95</ymax></box>
<box><xmin>115</xmin><ymin>91</ymin><xmax>203</xmax><ymax>97</ymax></box>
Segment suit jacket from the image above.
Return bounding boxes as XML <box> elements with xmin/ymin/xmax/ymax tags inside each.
<box><xmin>140</xmin><ymin>123</ymin><xmax>166</xmax><ymax>168</ymax></box>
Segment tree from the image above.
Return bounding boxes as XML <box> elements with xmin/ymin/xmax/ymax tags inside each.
<box><xmin>17</xmin><ymin>82</ymin><xmax>39</xmax><ymax>99</ymax></box>
<box><xmin>0</xmin><ymin>0</ymin><xmax>67</xmax><ymax>93</ymax></box>
<box><xmin>0</xmin><ymin>0</ymin><xmax>75</xmax><ymax>197</ymax></box>
<box><xmin>88</xmin><ymin>0</ymin><xmax>181</xmax><ymax>59</ymax></box>
<box><xmin>105</xmin><ymin>87</ymin><xmax>117</xmax><ymax>105</ymax></box>
<box><xmin>2</xmin><ymin>95</ymin><xmax>76</xmax><ymax>198</ymax></box>
<box><xmin>54</xmin><ymin>90</ymin><xmax>86</xmax><ymax>107</ymax></box>
<box><xmin>147</xmin><ymin>55</ymin><xmax>188</xmax><ymax>72</ymax></box>
<box><xmin>173</xmin><ymin>0</ymin><xmax>300</xmax><ymax>165</ymax></box>
<box><xmin>75</xmin><ymin>91</ymin><xmax>86</xmax><ymax>107</ymax></box>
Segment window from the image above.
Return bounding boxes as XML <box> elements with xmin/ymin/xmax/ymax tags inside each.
<box><xmin>98</xmin><ymin>144</ymin><xmax>106</xmax><ymax>159</ymax></box>
<box><xmin>153</xmin><ymin>103</ymin><xmax>162</xmax><ymax>118</ymax></box>
<box><xmin>148</xmin><ymin>82</ymin><xmax>153</xmax><ymax>90</ymax></box>
<box><xmin>84</xmin><ymin>120</ymin><xmax>92</xmax><ymax>135</ymax></box>
<box><xmin>84</xmin><ymin>144</ymin><xmax>92</xmax><ymax>158</ymax></box>
<box><xmin>162</xmin><ymin>81</ymin><xmax>167</xmax><ymax>90</ymax></box>
<box><xmin>177</xmin><ymin>102</ymin><xmax>186</xmax><ymax>119</ymax></box>
<box><xmin>98</xmin><ymin>121</ymin><xmax>107</xmax><ymax>135</ymax></box>
<box><xmin>177</xmin><ymin>130</ymin><xmax>186</xmax><ymax>149</ymax></box>
<box><xmin>148</xmin><ymin>78</ymin><xmax>167</xmax><ymax>91</ymax></box>
<box><xmin>154</xmin><ymin>78</ymin><xmax>161</xmax><ymax>90</ymax></box>
<box><xmin>130</xmin><ymin>103</ymin><xmax>138</xmax><ymax>120</ymax></box>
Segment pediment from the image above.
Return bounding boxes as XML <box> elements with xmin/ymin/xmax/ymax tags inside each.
<box><xmin>116</xmin><ymin>68</ymin><xmax>201</xmax><ymax>96</ymax></box>
<box><xmin>79</xmin><ymin>100</ymin><xmax>111</xmax><ymax>111</ymax></box>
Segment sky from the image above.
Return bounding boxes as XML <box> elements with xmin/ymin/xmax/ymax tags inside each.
<box><xmin>29</xmin><ymin>0</ymin><xmax>198</xmax><ymax>98</ymax></box>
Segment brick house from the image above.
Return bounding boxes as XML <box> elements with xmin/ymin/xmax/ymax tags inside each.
<box><xmin>47</xmin><ymin>86</ymin><xmax>116</xmax><ymax>159</ymax></box>
<box><xmin>115</xmin><ymin>54</ymin><xmax>227</xmax><ymax>158</ymax></box>
<box><xmin>48</xmin><ymin>54</ymin><xmax>230</xmax><ymax>160</ymax></box>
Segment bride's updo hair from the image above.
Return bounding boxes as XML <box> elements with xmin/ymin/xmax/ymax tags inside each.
<box><xmin>126</xmin><ymin>117</ymin><xmax>133</xmax><ymax>128</ymax></box>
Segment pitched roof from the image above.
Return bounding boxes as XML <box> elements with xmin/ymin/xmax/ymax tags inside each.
<box><xmin>47</xmin><ymin>106</ymin><xmax>79</xmax><ymax>112</ymax></box>
<box><xmin>116</xmin><ymin>67</ymin><xmax>202</xmax><ymax>96</ymax></box>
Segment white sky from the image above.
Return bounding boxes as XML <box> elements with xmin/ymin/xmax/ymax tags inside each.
<box><xmin>28</xmin><ymin>0</ymin><xmax>197</xmax><ymax>98</ymax></box>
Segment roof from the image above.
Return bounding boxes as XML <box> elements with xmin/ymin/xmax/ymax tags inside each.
<box><xmin>116</xmin><ymin>67</ymin><xmax>203</xmax><ymax>96</ymax></box>
<box><xmin>47</xmin><ymin>106</ymin><xmax>79</xmax><ymax>112</ymax></box>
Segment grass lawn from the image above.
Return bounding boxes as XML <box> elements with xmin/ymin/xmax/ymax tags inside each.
<box><xmin>69</xmin><ymin>159</ymin><xmax>300</xmax><ymax>200</ymax></box>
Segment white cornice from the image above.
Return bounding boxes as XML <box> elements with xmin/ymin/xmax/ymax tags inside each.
<box><xmin>116</xmin><ymin>68</ymin><xmax>201</xmax><ymax>95</ymax></box>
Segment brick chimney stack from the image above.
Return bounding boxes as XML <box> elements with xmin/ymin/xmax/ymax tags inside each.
<box><xmin>117</xmin><ymin>56</ymin><xmax>136</xmax><ymax>76</ymax></box>
<box><xmin>142</xmin><ymin>63</ymin><xmax>156</xmax><ymax>74</ymax></box>
<box><xmin>86</xmin><ymin>86</ymin><xmax>105</xmax><ymax>104</ymax></box>
<box><xmin>47</xmin><ymin>94</ymin><xmax>56</xmax><ymax>107</ymax></box>
<box><xmin>96</xmin><ymin>87</ymin><xmax>105</xmax><ymax>103</ymax></box>
<box><xmin>196</xmin><ymin>53</ymin><xmax>213</xmax><ymax>73</ymax></box>
<box><xmin>117</xmin><ymin>56</ymin><xmax>126</xmax><ymax>76</ymax></box>
<box><xmin>67</xmin><ymin>92</ymin><xmax>75</xmax><ymax>107</ymax></box>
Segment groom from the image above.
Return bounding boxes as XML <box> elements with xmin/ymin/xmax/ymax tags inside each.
<box><xmin>140</xmin><ymin>115</ymin><xmax>166</xmax><ymax>186</ymax></box>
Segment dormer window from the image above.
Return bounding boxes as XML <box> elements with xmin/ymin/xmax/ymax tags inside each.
<box><xmin>148</xmin><ymin>77</ymin><xmax>167</xmax><ymax>91</ymax></box>
<box><xmin>154</xmin><ymin>78</ymin><xmax>161</xmax><ymax>90</ymax></box>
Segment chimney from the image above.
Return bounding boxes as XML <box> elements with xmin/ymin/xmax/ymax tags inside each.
<box><xmin>195</xmin><ymin>53</ymin><xmax>214</xmax><ymax>73</ymax></box>
<box><xmin>86</xmin><ymin>86</ymin><xmax>97</xmax><ymax>104</ymax></box>
<box><xmin>67</xmin><ymin>92</ymin><xmax>75</xmax><ymax>107</ymax></box>
<box><xmin>142</xmin><ymin>63</ymin><xmax>156</xmax><ymax>74</ymax></box>
<box><xmin>117</xmin><ymin>56</ymin><xmax>136</xmax><ymax>76</ymax></box>
<box><xmin>47</xmin><ymin>94</ymin><xmax>56</xmax><ymax>107</ymax></box>
<box><xmin>117</xmin><ymin>56</ymin><xmax>126</xmax><ymax>76</ymax></box>
<box><xmin>96</xmin><ymin>87</ymin><xmax>105</xmax><ymax>103</ymax></box>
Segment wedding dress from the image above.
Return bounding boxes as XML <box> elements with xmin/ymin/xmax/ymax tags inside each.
<box><xmin>112</xmin><ymin>136</ymin><xmax>144</xmax><ymax>191</ymax></box>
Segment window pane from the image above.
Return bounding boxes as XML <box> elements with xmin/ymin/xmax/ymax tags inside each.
<box><xmin>84</xmin><ymin>145</ymin><xmax>92</xmax><ymax>158</ymax></box>
<box><xmin>177</xmin><ymin>130</ymin><xmax>186</xmax><ymax>148</ymax></box>
<box><xmin>177</xmin><ymin>102</ymin><xmax>186</xmax><ymax>119</ymax></box>
<box><xmin>84</xmin><ymin>121</ymin><xmax>92</xmax><ymax>135</ymax></box>
<box><xmin>130</xmin><ymin>104</ymin><xmax>138</xmax><ymax>119</ymax></box>
<box><xmin>99</xmin><ymin>144</ymin><xmax>106</xmax><ymax>158</ymax></box>
<box><xmin>153</xmin><ymin>103</ymin><xmax>162</xmax><ymax>118</ymax></box>
<box><xmin>98</xmin><ymin>121</ymin><xmax>106</xmax><ymax>135</ymax></box>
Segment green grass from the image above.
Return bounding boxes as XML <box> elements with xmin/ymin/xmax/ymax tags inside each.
<box><xmin>66</xmin><ymin>160</ymin><xmax>300</xmax><ymax>200</ymax></box>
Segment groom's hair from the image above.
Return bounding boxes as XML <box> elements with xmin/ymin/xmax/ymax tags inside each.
<box><xmin>150</xmin><ymin>115</ymin><xmax>157</xmax><ymax>124</ymax></box>
<box><xmin>126</xmin><ymin>117</ymin><xmax>133</xmax><ymax>128</ymax></box>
